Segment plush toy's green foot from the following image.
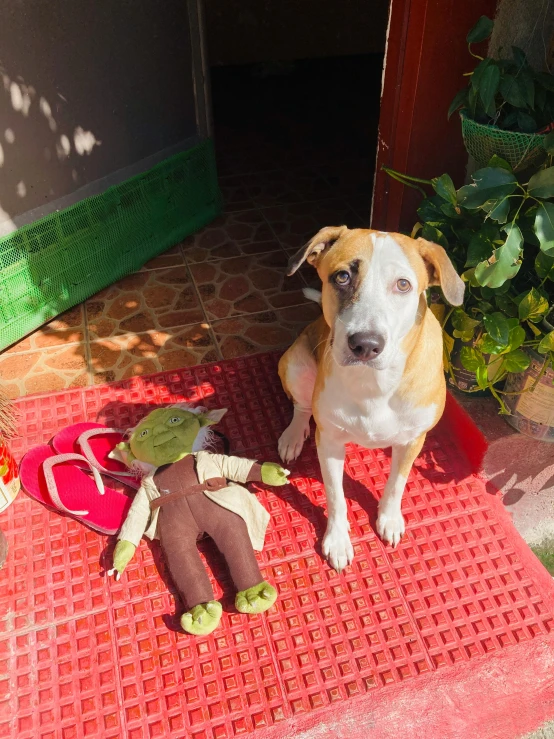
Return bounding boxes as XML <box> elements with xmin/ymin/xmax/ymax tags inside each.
<box><xmin>181</xmin><ymin>601</ymin><xmax>222</xmax><ymax>635</ymax></box>
<box><xmin>235</xmin><ymin>581</ymin><xmax>277</xmax><ymax>614</ymax></box>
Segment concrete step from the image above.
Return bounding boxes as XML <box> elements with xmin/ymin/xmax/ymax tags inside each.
<box><xmin>453</xmin><ymin>392</ymin><xmax>554</xmax><ymax>554</ymax></box>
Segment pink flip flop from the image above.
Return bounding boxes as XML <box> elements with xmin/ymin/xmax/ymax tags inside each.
<box><xmin>20</xmin><ymin>445</ymin><xmax>133</xmax><ymax>535</ymax></box>
<box><xmin>52</xmin><ymin>422</ymin><xmax>141</xmax><ymax>489</ymax></box>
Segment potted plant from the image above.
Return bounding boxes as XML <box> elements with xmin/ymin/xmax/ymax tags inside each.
<box><xmin>448</xmin><ymin>16</ymin><xmax>554</xmax><ymax>172</ymax></box>
<box><xmin>383</xmin><ymin>143</ymin><xmax>554</xmax><ymax>438</ymax></box>
<box><xmin>502</xmin><ymin>305</ymin><xmax>554</xmax><ymax>440</ymax></box>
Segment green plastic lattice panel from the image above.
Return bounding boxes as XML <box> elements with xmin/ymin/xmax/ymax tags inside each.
<box><xmin>0</xmin><ymin>139</ymin><xmax>221</xmax><ymax>350</ymax></box>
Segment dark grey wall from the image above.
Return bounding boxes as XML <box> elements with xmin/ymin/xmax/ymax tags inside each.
<box><xmin>0</xmin><ymin>1</ymin><xmax>198</xmax><ymax>230</ymax></box>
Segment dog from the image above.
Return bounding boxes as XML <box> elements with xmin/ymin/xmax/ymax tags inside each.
<box><xmin>277</xmin><ymin>226</ymin><xmax>464</xmax><ymax>571</ymax></box>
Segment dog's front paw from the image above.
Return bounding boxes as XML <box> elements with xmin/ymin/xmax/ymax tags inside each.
<box><xmin>278</xmin><ymin>418</ymin><xmax>310</xmax><ymax>464</ymax></box>
<box><xmin>322</xmin><ymin>523</ymin><xmax>354</xmax><ymax>572</ymax></box>
<box><xmin>376</xmin><ymin>505</ymin><xmax>405</xmax><ymax>547</ymax></box>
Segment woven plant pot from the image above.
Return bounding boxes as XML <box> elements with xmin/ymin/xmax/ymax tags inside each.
<box><xmin>461</xmin><ymin>112</ymin><xmax>548</xmax><ymax>173</ymax></box>
<box><xmin>503</xmin><ymin>349</ymin><xmax>554</xmax><ymax>441</ymax></box>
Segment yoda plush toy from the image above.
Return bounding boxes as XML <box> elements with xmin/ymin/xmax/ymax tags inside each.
<box><xmin>108</xmin><ymin>404</ymin><xmax>289</xmax><ymax>636</ymax></box>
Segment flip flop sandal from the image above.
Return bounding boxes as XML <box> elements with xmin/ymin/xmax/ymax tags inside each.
<box><xmin>20</xmin><ymin>445</ymin><xmax>133</xmax><ymax>535</ymax></box>
<box><xmin>52</xmin><ymin>422</ymin><xmax>141</xmax><ymax>489</ymax></box>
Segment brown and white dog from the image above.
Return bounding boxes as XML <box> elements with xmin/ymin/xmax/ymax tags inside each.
<box><xmin>278</xmin><ymin>227</ymin><xmax>464</xmax><ymax>571</ymax></box>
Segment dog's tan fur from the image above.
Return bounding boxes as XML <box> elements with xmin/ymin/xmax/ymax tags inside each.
<box><xmin>277</xmin><ymin>227</ymin><xmax>464</xmax><ymax>569</ymax></box>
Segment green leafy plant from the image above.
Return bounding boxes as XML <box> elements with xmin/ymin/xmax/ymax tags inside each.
<box><xmin>383</xmin><ymin>142</ymin><xmax>554</xmax><ymax>413</ymax></box>
<box><xmin>448</xmin><ymin>16</ymin><xmax>554</xmax><ymax>132</ymax></box>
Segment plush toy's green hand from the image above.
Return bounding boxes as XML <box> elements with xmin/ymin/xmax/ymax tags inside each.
<box><xmin>107</xmin><ymin>540</ymin><xmax>136</xmax><ymax>580</ymax></box>
<box><xmin>261</xmin><ymin>462</ymin><xmax>290</xmax><ymax>486</ymax></box>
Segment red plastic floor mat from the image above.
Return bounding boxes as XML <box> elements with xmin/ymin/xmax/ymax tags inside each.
<box><xmin>3</xmin><ymin>353</ymin><xmax>554</xmax><ymax>739</ymax></box>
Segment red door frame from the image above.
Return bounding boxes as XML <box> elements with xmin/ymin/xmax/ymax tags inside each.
<box><xmin>371</xmin><ymin>0</ymin><xmax>498</xmax><ymax>233</ymax></box>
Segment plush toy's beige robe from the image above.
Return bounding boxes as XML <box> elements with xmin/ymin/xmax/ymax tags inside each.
<box><xmin>117</xmin><ymin>452</ymin><xmax>270</xmax><ymax>551</ymax></box>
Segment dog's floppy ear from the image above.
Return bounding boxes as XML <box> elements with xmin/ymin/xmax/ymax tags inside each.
<box><xmin>287</xmin><ymin>226</ymin><xmax>347</xmax><ymax>276</ymax></box>
<box><xmin>416</xmin><ymin>237</ymin><xmax>465</xmax><ymax>306</ymax></box>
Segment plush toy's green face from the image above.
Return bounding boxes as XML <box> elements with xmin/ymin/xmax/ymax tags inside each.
<box><xmin>129</xmin><ymin>407</ymin><xmax>203</xmax><ymax>466</ymax></box>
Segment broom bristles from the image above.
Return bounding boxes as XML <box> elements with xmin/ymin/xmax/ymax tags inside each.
<box><xmin>0</xmin><ymin>388</ymin><xmax>18</xmax><ymax>439</ymax></box>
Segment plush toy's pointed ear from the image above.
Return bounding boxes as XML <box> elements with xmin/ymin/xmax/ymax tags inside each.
<box><xmin>198</xmin><ymin>408</ymin><xmax>228</xmax><ymax>427</ymax></box>
<box><xmin>112</xmin><ymin>441</ymin><xmax>136</xmax><ymax>466</ymax></box>
<box><xmin>171</xmin><ymin>402</ymin><xmax>204</xmax><ymax>414</ymax></box>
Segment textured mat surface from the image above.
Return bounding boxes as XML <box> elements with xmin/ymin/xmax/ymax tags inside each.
<box><xmin>3</xmin><ymin>353</ymin><xmax>554</xmax><ymax>739</ymax></box>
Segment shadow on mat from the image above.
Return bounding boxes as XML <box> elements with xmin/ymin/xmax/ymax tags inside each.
<box><xmin>100</xmin><ymin>534</ymin><xmax>239</xmax><ymax>635</ymax></box>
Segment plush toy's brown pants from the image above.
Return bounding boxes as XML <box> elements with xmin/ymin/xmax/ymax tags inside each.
<box><xmin>158</xmin><ymin>493</ymin><xmax>263</xmax><ymax>609</ymax></box>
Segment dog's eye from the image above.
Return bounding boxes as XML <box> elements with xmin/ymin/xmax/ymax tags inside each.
<box><xmin>139</xmin><ymin>429</ymin><xmax>149</xmax><ymax>438</ymax></box>
<box><xmin>334</xmin><ymin>271</ymin><xmax>351</xmax><ymax>286</ymax></box>
<box><xmin>396</xmin><ymin>279</ymin><xmax>411</xmax><ymax>293</ymax></box>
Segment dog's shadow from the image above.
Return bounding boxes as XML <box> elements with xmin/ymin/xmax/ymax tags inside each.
<box><xmin>265</xmin><ymin>432</ymin><xmax>464</xmax><ymax>536</ymax></box>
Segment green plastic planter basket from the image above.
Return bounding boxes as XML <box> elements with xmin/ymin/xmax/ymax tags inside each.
<box><xmin>0</xmin><ymin>139</ymin><xmax>222</xmax><ymax>351</ymax></box>
<box><xmin>461</xmin><ymin>112</ymin><xmax>548</xmax><ymax>172</ymax></box>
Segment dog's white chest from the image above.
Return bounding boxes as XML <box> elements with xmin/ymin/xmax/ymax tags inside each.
<box><xmin>317</xmin><ymin>370</ymin><xmax>435</xmax><ymax>448</ymax></box>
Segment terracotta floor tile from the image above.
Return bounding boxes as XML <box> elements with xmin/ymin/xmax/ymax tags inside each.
<box><xmin>212</xmin><ymin>303</ymin><xmax>322</xmax><ymax>359</ymax></box>
<box><xmin>1</xmin><ymin>336</ymin><xmax>34</xmax><ymax>355</ymax></box>
<box><xmin>85</xmin><ymin>266</ymin><xmax>205</xmax><ymax>340</ymax></box>
<box><xmin>274</xmin><ymin>138</ymin><xmax>363</xmax><ymax>170</ymax></box>
<box><xmin>0</xmin><ymin>342</ymin><xmax>89</xmax><ymax>398</ymax></box>
<box><xmin>317</xmin><ymin>158</ymin><xmax>375</xmax><ymax>199</ymax></box>
<box><xmin>2</xmin><ymin>305</ymin><xmax>86</xmax><ymax>355</ymax></box>
<box><xmin>219</xmin><ymin>175</ymin><xmax>256</xmax><ymax>212</ymax></box>
<box><xmin>182</xmin><ymin>209</ymin><xmax>282</xmax><ymax>263</ymax></box>
<box><xmin>89</xmin><ymin>325</ymin><xmax>220</xmax><ymax>384</ymax></box>
<box><xmin>284</xmin><ymin>250</ymin><xmax>323</xmax><ymax>292</ymax></box>
<box><xmin>243</xmin><ymin>167</ymin><xmax>334</xmax><ymax>208</ymax></box>
<box><xmin>140</xmin><ymin>245</ymin><xmax>185</xmax><ymax>271</ymax></box>
<box><xmin>46</xmin><ymin>304</ymin><xmax>84</xmax><ymax>330</ymax></box>
<box><xmin>216</xmin><ymin>147</ymin><xmax>283</xmax><ymax>177</ymax></box>
<box><xmin>261</xmin><ymin>199</ymin><xmax>365</xmax><ymax>251</ymax></box>
<box><xmin>189</xmin><ymin>252</ymin><xmax>309</xmax><ymax>320</ymax></box>
<box><xmin>214</xmin><ymin>125</ymin><xmax>268</xmax><ymax>154</ymax></box>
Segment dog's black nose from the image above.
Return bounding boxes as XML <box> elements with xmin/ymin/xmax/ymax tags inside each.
<box><xmin>347</xmin><ymin>332</ymin><xmax>385</xmax><ymax>361</ymax></box>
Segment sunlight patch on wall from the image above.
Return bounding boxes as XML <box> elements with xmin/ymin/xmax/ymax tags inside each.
<box><xmin>0</xmin><ymin>203</ymin><xmax>16</xmax><ymax>236</ymax></box>
<box><xmin>0</xmin><ymin>63</ymin><xmax>103</xmax><ymax>222</ymax></box>
<box><xmin>74</xmin><ymin>127</ymin><xmax>101</xmax><ymax>155</ymax></box>
<box><xmin>39</xmin><ymin>97</ymin><xmax>52</xmax><ymax>117</ymax></box>
<box><xmin>56</xmin><ymin>134</ymin><xmax>71</xmax><ymax>160</ymax></box>
<box><xmin>39</xmin><ymin>96</ymin><xmax>58</xmax><ymax>132</ymax></box>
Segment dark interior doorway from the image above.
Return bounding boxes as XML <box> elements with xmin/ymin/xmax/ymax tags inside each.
<box><xmin>204</xmin><ymin>1</ymin><xmax>389</xmax><ymax>243</ymax></box>
<box><xmin>210</xmin><ymin>55</ymin><xmax>383</xmax><ymax>229</ymax></box>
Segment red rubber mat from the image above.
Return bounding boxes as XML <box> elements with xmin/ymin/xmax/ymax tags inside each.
<box><xmin>3</xmin><ymin>353</ymin><xmax>554</xmax><ymax>739</ymax></box>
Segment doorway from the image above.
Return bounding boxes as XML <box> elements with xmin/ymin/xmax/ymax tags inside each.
<box><xmin>205</xmin><ymin>1</ymin><xmax>390</xmax><ymax>244</ymax></box>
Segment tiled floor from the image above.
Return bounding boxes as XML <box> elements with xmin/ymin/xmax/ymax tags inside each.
<box><xmin>0</xmin><ymin>55</ymin><xmax>381</xmax><ymax>398</ymax></box>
